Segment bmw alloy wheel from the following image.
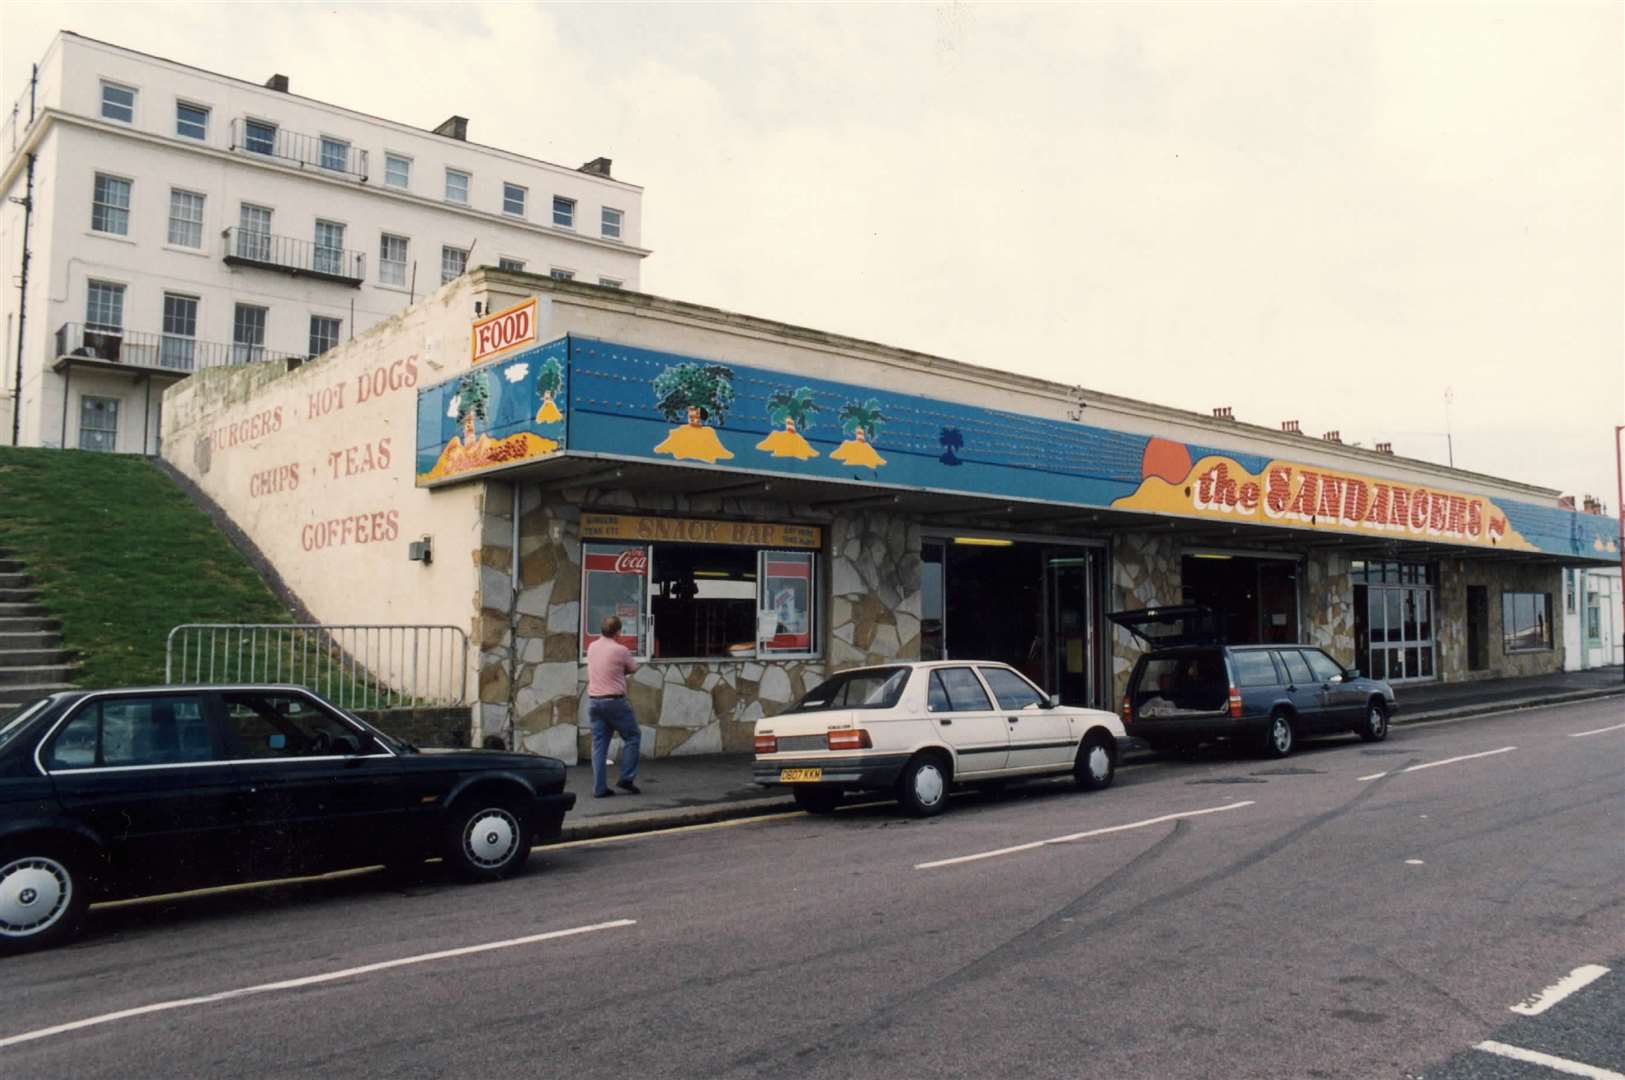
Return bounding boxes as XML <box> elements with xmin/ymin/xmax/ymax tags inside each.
<box><xmin>0</xmin><ymin>856</ymin><xmax>72</xmax><ymax>940</ymax></box>
<box><xmin>462</xmin><ymin>808</ymin><xmax>521</xmax><ymax>870</ymax></box>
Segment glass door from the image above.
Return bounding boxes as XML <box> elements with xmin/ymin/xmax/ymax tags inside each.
<box><xmin>1363</xmin><ymin>584</ymin><xmax>1435</xmax><ymax>682</ymax></box>
<box><xmin>1044</xmin><ymin>553</ymin><xmax>1093</xmax><ymax>706</ymax></box>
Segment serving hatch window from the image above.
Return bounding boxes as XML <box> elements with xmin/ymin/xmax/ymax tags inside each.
<box><xmin>580</xmin><ymin>537</ymin><xmax>821</xmax><ymax>661</ymax></box>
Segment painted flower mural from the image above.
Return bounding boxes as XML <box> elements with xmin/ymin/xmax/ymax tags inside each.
<box><xmin>831</xmin><ymin>398</ymin><xmax>888</xmax><ymax>469</ymax></box>
<box><xmin>756</xmin><ymin>386</ymin><xmax>821</xmax><ymax>459</ymax></box>
<box><xmin>534</xmin><ymin>356</ymin><xmax>564</xmax><ymax>423</ymax></box>
<box><xmin>652</xmin><ymin>362</ymin><xmax>736</xmax><ymax>462</ymax></box>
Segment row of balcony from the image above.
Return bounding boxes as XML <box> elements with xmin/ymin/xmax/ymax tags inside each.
<box><xmin>54</xmin><ymin>322</ymin><xmax>304</xmax><ymax>376</ymax></box>
<box><xmin>227</xmin><ymin>117</ymin><xmax>370</xmax><ymax>180</ymax></box>
<box><xmin>222</xmin><ymin>226</ymin><xmax>367</xmax><ymax>286</ymax></box>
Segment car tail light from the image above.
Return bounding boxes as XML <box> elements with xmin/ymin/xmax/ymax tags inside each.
<box><xmin>1228</xmin><ymin>685</ymin><xmax>1243</xmax><ymax>719</ymax></box>
<box><xmin>826</xmin><ymin>729</ymin><xmax>872</xmax><ymax>751</ymax></box>
<box><xmin>754</xmin><ymin>734</ymin><xmax>778</xmax><ymax>755</ymax></box>
<box><xmin>1121</xmin><ymin>695</ymin><xmax>1133</xmax><ymax>723</ymax></box>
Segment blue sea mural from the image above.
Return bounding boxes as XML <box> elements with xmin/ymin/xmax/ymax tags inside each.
<box><xmin>415</xmin><ymin>340</ymin><xmax>568</xmax><ymax>484</ymax></box>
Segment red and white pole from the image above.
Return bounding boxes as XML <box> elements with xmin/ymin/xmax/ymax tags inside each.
<box><xmin>1616</xmin><ymin>425</ymin><xmax>1624</xmax><ymax>681</ymax></box>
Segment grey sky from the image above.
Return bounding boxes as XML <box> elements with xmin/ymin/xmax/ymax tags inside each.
<box><xmin>5</xmin><ymin>2</ymin><xmax>1620</xmax><ymax>502</ymax></box>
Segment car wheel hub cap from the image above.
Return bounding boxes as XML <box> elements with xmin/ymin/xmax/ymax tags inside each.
<box><xmin>1274</xmin><ymin>721</ymin><xmax>1291</xmax><ymax>751</ymax></box>
<box><xmin>1370</xmin><ymin>709</ymin><xmax>1384</xmax><ymax>733</ymax></box>
<box><xmin>1088</xmin><ymin>746</ymin><xmax>1110</xmax><ymax>780</ymax></box>
<box><xmin>0</xmin><ymin>857</ymin><xmax>70</xmax><ymax>938</ymax></box>
<box><xmin>915</xmin><ymin>765</ymin><xmax>945</xmax><ymax>806</ymax></box>
<box><xmin>465</xmin><ymin>810</ymin><xmax>518</xmax><ymax>868</ymax></box>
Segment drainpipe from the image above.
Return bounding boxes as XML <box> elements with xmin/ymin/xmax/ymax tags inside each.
<box><xmin>10</xmin><ymin>152</ymin><xmax>34</xmax><ymax>446</ymax></box>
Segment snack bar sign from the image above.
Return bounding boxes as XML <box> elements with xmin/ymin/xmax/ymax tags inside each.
<box><xmin>580</xmin><ymin>513</ymin><xmax>822</xmax><ymax>550</ymax></box>
<box><xmin>470</xmin><ymin>299</ymin><xmax>538</xmax><ymax>365</ymax></box>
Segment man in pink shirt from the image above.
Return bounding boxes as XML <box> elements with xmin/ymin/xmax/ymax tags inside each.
<box><xmin>586</xmin><ymin>615</ymin><xmax>642</xmax><ymax>797</ymax></box>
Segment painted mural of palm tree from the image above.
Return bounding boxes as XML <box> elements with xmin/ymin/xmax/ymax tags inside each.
<box><xmin>652</xmin><ymin>362</ymin><xmax>737</xmax><ymax>462</ymax></box>
<box><xmin>756</xmin><ymin>386</ymin><xmax>821</xmax><ymax>459</ymax></box>
<box><xmin>831</xmin><ymin>398</ymin><xmax>888</xmax><ymax>469</ymax></box>
<box><xmin>939</xmin><ymin>427</ymin><xmax>964</xmax><ymax>466</ymax></box>
<box><xmin>534</xmin><ymin>356</ymin><xmax>564</xmax><ymax>423</ymax></box>
<box><xmin>456</xmin><ymin>370</ymin><xmax>492</xmax><ymax>447</ymax></box>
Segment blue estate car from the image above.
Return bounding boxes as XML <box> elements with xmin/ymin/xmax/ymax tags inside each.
<box><xmin>0</xmin><ymin>685</ymin><xmax>574</xmax><ymax>952</ymax></box>
<box><xmin>1111</xmin><ymin>606</ymin><xmax>1398</xmax><ymax>758</ymax></box>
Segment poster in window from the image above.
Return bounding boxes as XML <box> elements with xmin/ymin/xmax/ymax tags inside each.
<box><xmin>583</xmin><ymin>543</ymin><xmax>647</xmax><ymax>653</ymax></box>
<box><xmin>760</xmin><ymin>553</ymin><xmax>813</xmax><ymax>654</ymax></box>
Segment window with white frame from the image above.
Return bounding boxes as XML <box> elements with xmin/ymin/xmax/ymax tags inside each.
<box><xmin>232</xmin><ymin>304</ymin><xmax>267</xmax><ymax>362</ymax></box>
<box><xmin>85</xmin><ymin>281</ymin><xmax>126</xmax><ymax>333</ymax></box>
<box><xmin>497</xmin><ymin>257</ymin><xmax>525</xmax><ymax>272</ymax></box>
<box><xmin>237</xmin><ymin>203</ymin><xmax>272</xmax><ymax>260</ymax></box>
<box><xmin>552</xmin><ymin>196</ymin><xmax>575</xmax><ymax>228</ymax></box>
<box><xmin>599</xmin><ymin>277</ymin><xmax>623</xmax><ymax>289</ymax></box>
<box><xmin>100</xmin><ymin>82</ymin><xmax>135</xmax><ymax>123</ymax></box>
<box><xmin>550</xmin><ymin>268</ymin><xmax>575</xmax><ymax>281</ymax></box>
<box><xmin>175</xmin><ymin>101</ymin><xmax>209</xmax><ymax>140</ymax></box>
<box><xmin>313</xmin><ymin>220</ymin><xmax>346</xmax><ymax>275</ymax></box>
<box><xmin>319</xmin><ymin>137</ymin><xmax>350</xmax><ymax>172</ymax></box>
<box><xmin>601</xmin><ymin>206</ymin><xmax>623</xmax><ymax>239</ymax></box>
<box><xmin>79</xmin><ymin>397</ymin><xmax>120</xmax><ymax>453</ymax></box>
<box><xmin>440</xmin><ymin>245</ymin><xmax>468</xmax><ymax>284</ymax></box>
<box><xmin>243</xmin><ymin>119</ymin><xmax>277</xmax><ymax>155</ymax></box>
<box><xmin>445</xmin><ymin>169</ymin><xmax>470</xmax><ymax>204</ymax></box>
<box><xmin>91</xmin><ymin>174</ymin><xmax>131</xmax><ymax>235</ymax></box>
<box><xmin>160</xmin><ymin>293</ymin><xmax>199</xmax><ymax>371</ymax></box>
<box><xmin>379</xmin><ymin>233</ymin><xmax>409</xmax><ymax>286</ymax></box>
<box><xmin>308</xmin><ymin>315</ymin><xmax>342</xmax><ymax>357</ymax></box>
<box><xmin>384</xmin><ymin>153</ymin><xmax>411</xmax><ymax>189</ymax></box>
<box><xmin>167</xmin><ymin>189</ymin><xmax>205</xmax><ymax>248</ymax></box>
<box><xmin>502</xmin><ymin>183</ymin><xmax>527</xmax><ymax>216</ymax></box>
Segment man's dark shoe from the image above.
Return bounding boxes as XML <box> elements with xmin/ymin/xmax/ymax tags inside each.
<box><xmin>593</xmin><ymin>789</ymin><xmax>615</xmax><ymax>798</ymax></box>
<box><xmin>616</xmin><ymin>780</ymin><xmax>642</xmax><ymax>794</ymax></box>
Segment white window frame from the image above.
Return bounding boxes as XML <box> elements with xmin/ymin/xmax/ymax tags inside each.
<box><xmin>319</xmin><ymin>136</ymin><xmax>351</xmax><ymax>173</ymax></box>
<box><xmin>384</xmin><ymin>153</ymin><xmax>412</xmax><ymax>190</ymax></box>
<box><xmin>552</xmin><ymin>196</ymin><xmax>575</xmax><ymax>228</ymax></box>
<box><xmin>91</xmin><ymin>173</ymin><xmax>132</xmax><ymax>236</ymax></box>
<box><xmin>445</xmin><ymin>168</ymin><xmax>471</xmax><ymax>205</ymax></box>
<box><xmin>379</xmin><ymin>233</ymin><xmax>409</xmax><ymax>287</ymax></box>
<box><xmin>85</xmin><ymin>280</ymin><xmax>126</xmax><ymax>334</ymax></box>
<box><xmin>757</xmin><ymin>550</ymin><xmax>820</xmax><ymax>659</ymax></box>
<box><xmin>175</xmin><ymin>100</ymin><xmax>209</xmax><ymax>140</ymax></box>
<box><xmin>166</xmin><ymin>188</ymin><xmax>205</xmax><ymax>249</ymax></box>
<box><xmin>497</xmin><ymin>257</ymin><xmax>526</xmax><ymax>272</ymax></box>
<box><xmin>549</xmin><ymin>267</ymin><xmax>575</xmax><ymax>281</ymax></box>
<box><xmin>100</xmin><ymin>80</ymin><xmax>136</xmax><ymax>123</ymax></box>
<box><xmin>243</xmin><ymin>117</ymin><xmax>278</xmax><ymax>155</ymax></box>
<box><xmin>78</xmin><ymin>395</ymin><xmax>121</xmax><ymax>452</ymax></box>
<box><xmin>601</xmin><ymin>206</ymin><xmax>623</xmax><ymax>239</ymax></box>
<box><xmin>440</xmin><ymin>245</ymin><xmax>468</xmax><ymax>284</ymax></box>
<box><xmin>308</xmin><ymin>314</ymin><xmax>343</xmax><ymax>358</ymax></box>
<box><xmin>502</xmin><ymin>182</ymin><xmax>527</xmax><ymax>217</ymax></box>
<box><xmin>313</xmin><ymin>219</ymin><xmax>346</xmax><ymax>276</ymax></box>
<box><xmin>599</xmin><ymin>277</ymin><xmax>623</xmax><ymax>289</ymax></box>
<box><xmin>232</xmin><ymin>303</ymin><xmax>268</xmax><ymax>362</ymax></box>
<box><xmin>160</xmin><ymin>292</ymin><xmax>200</xmax><ymax>371</ymax></box>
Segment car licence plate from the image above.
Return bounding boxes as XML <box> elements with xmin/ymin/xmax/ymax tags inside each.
<box><xmin>780</xmin><ymin>767</ymin><xmax>823</xmax><ymax>783</ymax></box>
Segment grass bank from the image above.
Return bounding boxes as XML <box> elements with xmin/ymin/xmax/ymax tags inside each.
<box><xmin>0</xmin><ymin>445</ymin><xmax>289</xmax><ymax>686</ymax></box>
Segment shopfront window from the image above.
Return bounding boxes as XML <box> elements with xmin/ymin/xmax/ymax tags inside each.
<box><xmin>578</xmin><ymin>517</ymin><xmax>822</xmax><ymax>661</ymax></box>
<box><xmin>1501</xmin><ymin>591</ymin><xmax>1552</xmax><ymax>652</ymax></box>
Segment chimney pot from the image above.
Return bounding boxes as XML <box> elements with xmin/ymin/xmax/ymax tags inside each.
<box><xmin>578</xmin><ymin>156</ymin><xmax>613</xmax><ymax>178</ymax></box>
<box><xmin>1322</xmin><ymin>430</ymin><xmax>1341</xmax><ymax>443</ymax></box>
<box><xmin>1375</xmin><ymin>441</ymin><xmax>1394</xmax><ymax>455</ymax></box>
<box><xmin>1281</xmin><ymin>420</ymin><xmax>1301</xmax><ymax>434</ymax></box>
<box><xmin>1211</xmin><ymin>406</ymin><xmax>1234</xmax><ymax>420</ymax></box>
<box><xmin>433</xmin><ymin>115</ymin><xmax>469</xmax><ymax>141</ymax></box>
<box><xmin>265</xmin><ymin>74</ymin><xmax>290</xmax><ymax>93</ymax></box>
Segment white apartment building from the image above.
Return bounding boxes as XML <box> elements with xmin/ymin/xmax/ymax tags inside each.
<box><xmin>0</xmin><ymin>31</ymin><xmax>648</xmax><ymax>454</ymax></box>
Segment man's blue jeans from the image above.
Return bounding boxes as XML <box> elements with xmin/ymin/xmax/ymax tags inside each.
<box><xmin>589</xmin><ymin>697</ymin><xmax>641</xmax><ymax>795</ymax></box>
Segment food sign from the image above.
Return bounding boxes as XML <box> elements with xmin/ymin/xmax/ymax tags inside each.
<box><xmin>470</xmin><ymin>298</ymin><xmax>538</xmax><ymax>366</ymax></box>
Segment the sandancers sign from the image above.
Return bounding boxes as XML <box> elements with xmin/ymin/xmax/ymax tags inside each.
<box><xmin>1113</xmin><ymin>442</ymin><xmax>1537</xmax><ymax>551</ymax></box>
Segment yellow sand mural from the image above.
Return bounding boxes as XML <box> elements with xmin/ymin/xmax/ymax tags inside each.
<box><xmin>755</xmin><ymin>387</ymin><xmax>820</xmax><ymax>460</ymax></box>
<box><xmin>421</xmin><ymin>432</ymin><xmax>560</xmax><ymax>484</ymax></box>
<box><xmin>534</xmin><ymin>356</ymin><xmax>564</xmax><ymax>424</ymax></box>
<box><xmin>652</xmin><ymin>362</ymin><xmax>736</xmax><ymax>463</ymax></box>
<box><xmin>830</xmin><ymin>398</ymin><xmax>887</xmax><ymax>469</ymax></box>
<box><xmin>1112</xmin><ymin>445</ymin><xmax>1539</xmax><ymax>551</ymax></box>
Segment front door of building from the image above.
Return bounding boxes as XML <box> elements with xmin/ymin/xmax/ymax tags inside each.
<box><xmin>1044</xmin><ymin>553</ymin><xmax>1093</xmax><ymax>707</ymax></box>
<box><xmin>1466</xmin><ymin>585</ymin><xmax>1488</xmax><ymax>671</ymax></box>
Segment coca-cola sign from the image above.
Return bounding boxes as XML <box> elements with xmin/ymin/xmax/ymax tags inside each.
<box><xmin>612</xmin><ymin>549</ymin><xmax>648</xmax><ymax>575</ymax></box>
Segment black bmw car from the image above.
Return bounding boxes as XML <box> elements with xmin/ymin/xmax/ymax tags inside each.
<box><xmin>0</xmin><ymin>684</ymin><xmax>575</xmax><ymax>952</ymax></box>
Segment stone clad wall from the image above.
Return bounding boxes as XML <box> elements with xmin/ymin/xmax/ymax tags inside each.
<box><xmin>1110</xmin><ymin>531</ymin><xmax>1182</xmax><ymax>701</ymax></box>
<box><xmin>1303</xmin><ymin>551</ymin><xmax>1356</xmax><ymax>663</ymax></box>
<box><xmin>1436</xmin><ymin>559</ymin><xmax>1564</xmax><ymax>680</ymax></box>
<box><xmin>475</xmin><ymin>483</ymin><xmax>920</xmax><ymax>763</ymax></box>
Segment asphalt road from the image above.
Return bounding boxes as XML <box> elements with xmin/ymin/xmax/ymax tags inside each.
<box><xmin>7</xmin><ymin>698</ymin><xmax>1623</xmax><ymax>1080</ymax></box>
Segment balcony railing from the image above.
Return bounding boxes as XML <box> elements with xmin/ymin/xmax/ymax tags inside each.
<box><xmin>223</xmin><ymin>226</ymin><xmax>366</xmax><ymax>286</ymax></box>
<box><xmin>54</xmin><ymin>322</ymin><xmax>302</xmax><ymax>375</ymax></box>
<box><xmin>228</xmin><ymin>117</ymin><xmax>369</xmax><ymax>180</ymax></box>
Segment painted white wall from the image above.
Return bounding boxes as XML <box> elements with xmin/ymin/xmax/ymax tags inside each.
<box><xmin>1564</xmin><ymin>566</ymin><xmax>1622</xmax><ymax>671</ymax></box>
<box><xmin>2</xmin><ymin>31</ymin><xmax>646</xmax><ymax>454</ymax></box>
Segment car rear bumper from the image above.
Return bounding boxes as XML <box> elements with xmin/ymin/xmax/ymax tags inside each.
<box><xmin>1126</xmin><ymin>716</ymin><xmax>1259</xmax><ymax>742</ymax></box>
<box><xmin>531</xmin><ymin>791</ymin><xmax>576</xmax><ymax>840</ymax></box>
<box><xmin>752</xmin><ymin>753</ymin><xmax>913</xmax><ymax>790</ymax></box>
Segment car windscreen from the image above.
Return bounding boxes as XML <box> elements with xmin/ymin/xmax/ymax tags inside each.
<box><xmin>788</xmin><ymin>667</ymin><xmax>910</xmax><ymax>713</ymax></box>
<box><xmin>0</xmin><ymin>696</ymin><xmax>52</xmax><ymax>749</ymax></box>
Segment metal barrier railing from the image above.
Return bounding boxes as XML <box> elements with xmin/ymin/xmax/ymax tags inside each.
<box><xmin>228</xmin><ymin>117</ymin><xmax>369</xmax><ymax>180</ymax></box>
<box><xmin>55</xmin><ymin>322</ymin><xmax>304</xmax><ymax>373</ymax></box>
<box><xmin>165</xmin><ymin>624</ymin><xmax>469</xmax><ymax>710</ymax></box>
<box><xmin>223</xmin><ymin>227</ymin><xmax>367</xmax><ymax>284</ymax></box>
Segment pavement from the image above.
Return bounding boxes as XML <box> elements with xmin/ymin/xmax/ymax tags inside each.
<box><xmin>5</xmin><ymin>695</ymin><xmax>1621</xmax><ymax>1079</ymax></box>
<box><xmin>560</xmin><ymin>666</ymin><xmax>1624</xmax><ymax>841</ymax></box>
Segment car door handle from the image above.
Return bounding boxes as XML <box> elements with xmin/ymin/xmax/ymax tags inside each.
<box><xmin>938</xmin><ymin>718</ymin><xmax>953</xmax><ymax>726</ymax></box>
<box><xmin>1007</xmin><ymin>716</ymin><xmax>1020</xmax><ymax>723</ymax></box>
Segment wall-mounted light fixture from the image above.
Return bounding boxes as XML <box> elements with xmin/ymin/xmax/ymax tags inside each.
<box><xmin>408</xmin><ymin>535</ymin><xmax>433</xmax><ymax>565</ymax></box>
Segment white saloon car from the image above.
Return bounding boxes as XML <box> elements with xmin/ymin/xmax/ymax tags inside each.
<box><xmin>752</xmin><ymin>661</ymin><xmax>1129</xmax><ymax>816</ymax></box>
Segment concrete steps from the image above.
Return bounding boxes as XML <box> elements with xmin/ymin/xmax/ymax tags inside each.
<box><xmin>0</xmin><ymin>550</ymin><xmax>79</xmax><ymax>708</ymax></box>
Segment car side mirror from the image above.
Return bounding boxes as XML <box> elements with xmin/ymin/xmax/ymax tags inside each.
<box><xmin>1044</xmin><ymin>693</ymin><xmax>1062</xmax><ymax>709</ymax></box>
<box><xmin>333</xmin><ymin>734</ymin><xmax>362</xmax><ymax>756</ymax></box>
<box><xmin>1344</xmin><ymin>669</ymin><xmax>1361</xmax><ymax>681</ymax></box>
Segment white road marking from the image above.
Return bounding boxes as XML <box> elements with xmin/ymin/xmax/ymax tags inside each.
<box><xmin>1405</xmin><ymin>859</ymin><xmax>1424</xmax><ymax>865</ymax></box>
<box><xmin>1569</xmin><ymin>721</ymin><xmax>1625</xmax><ymax>738</ymax></box>
<box><xmin>1510</xmin><ymin>964</ymin><xmax>1611</xmax><ymax>1016</ymax></box>
<box><xmin>914</xmin><ymin>800</ymin><xmax>1255</xmax><ymax>870</ymax></box>
<box><xmin>1474</xmin><ymin>1040</ymin><xmax>1625</xmax><ymax>1079</ymax></box>
<box><xmin>0</xmin><ymin>919</ymin><xmax>635</xmax><ymax>1051</ymax></box>
<box><xmin>1360</xmin><ymin>746</ymin><xmax>1516</xmax><ymax>780</ymax></box>
<box><xmin>1358</xmin><ymin>771</ymin><xmax>1388</xmax><ymax>781</ymax></box>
